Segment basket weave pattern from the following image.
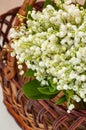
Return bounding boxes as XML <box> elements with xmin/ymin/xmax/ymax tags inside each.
<box><xmin>0</xmin><ymin>0</ymin><xmax>86</xmax><ymax>130</ymax></box>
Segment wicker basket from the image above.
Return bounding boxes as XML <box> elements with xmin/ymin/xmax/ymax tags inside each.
<box><xmin>0</xmin><ymin>0</ymin><xmax>86</xmax><ymax>130</ymax></box>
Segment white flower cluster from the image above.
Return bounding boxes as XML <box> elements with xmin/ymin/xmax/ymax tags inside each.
<box><xmin>67</xmin><ymin>104</ymin><xmax>75</xmax><ymax>113</ymax></box>
<box><xmin>10</xmin><ymin>3</ymin><xmax>86</xmax><ymax>111</ymax></box>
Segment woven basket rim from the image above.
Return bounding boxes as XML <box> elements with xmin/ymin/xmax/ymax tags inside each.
<box><xmin>0</xmin><ymin>1</ymin><xmax>86</xmax><ymax>130</ymax></box>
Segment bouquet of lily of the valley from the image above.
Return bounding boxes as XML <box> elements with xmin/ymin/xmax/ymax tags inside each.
<box><xmin>9</xmin><ymin>0</ymin><xmax>86</xmax><ymax>113</ymax></box>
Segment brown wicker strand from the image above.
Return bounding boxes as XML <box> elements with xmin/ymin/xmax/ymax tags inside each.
<box><xmin>1</xmin><ymin>1</ymin><xmax>86</xmax><ymax>130</ymax></box>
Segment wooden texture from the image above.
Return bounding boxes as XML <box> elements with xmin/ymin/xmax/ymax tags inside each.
<box><xmin>0</xmin><ymin>0</ymin><xmax>86</xmax><ymax>130</ymax></box>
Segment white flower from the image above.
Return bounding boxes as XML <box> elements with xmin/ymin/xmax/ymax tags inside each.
<box><xmin>39</xmin><ymin>61</ymin><xmax>45</xmax><ymax>67</ymax></box>
<box><xmin>68</xmin><ymin>104</ymin><xmax>75</xmax><ymax>111</ymax></box>
<box><xmin>63</xmin><ymin>84</ymin><xmax>69</xmax><ymax>90</ymax></box>
<box><xmin>53</xmin><ymin>78</ymin><xmax>57</xmax><ymax>83</ymax></box>
<box><xmin>78</xmin><ymin>32</ymin><xmax>85</xmax><ymax>37</ymax></box>
<box><xmin>41</xmin><ymin>80</ymin><xmax>48</xmax><ymax>86</ymax></box>
<box><xmin>75</xmin><ymin>17</ymin><xmax>81</xmax><ymax>24</ymax></box>
<box><xmin>57</xmin><ymin>85</ymin><xmax>62</xmax><ymax>90</ymax></box>
<box><xmin>69</xmin><ymin>57</ymin><xmax>81</xmax><ymax>65</ymax></box>
<box><xmin>18</xmin><ymin>64</ymin><xmax>23</xmax><ymax>70</ymax></box>
<box><xmin>9</xmin><ymin>28</ymin><xmax>18</xmax><ymax>38</ymax></box>
<box><xmin>81</xmin><ymin>37</ymin><xmax>86</xmax><ymax>43</ymax></box>
<box><xmin>41</xmin><ymin>41</ymin><xmax>48</xmax><ymax>51</ymax></box>
<box><xmin>66</xmin><ymin>4</ymin><xmax>76</xmax><ymax>14</ymax></box>
<box><xmin>67</xmin><ymin>32</ymin><xmax>72</xmax><ymax>38</ymax></box>
<box><xmin>67</xmin><ymin>110</ymin><xmax>71</xmax><ymax>113</ymax></box>
<box><xmin>65</xmin><ymin>50</ymin><xmax>71</xmax><ymax>56</ymax></box>
<box><xmin>68</xmin><ymin>40</ymin><xmax>73</xmax><ymax>46</ymax></box>
<box><xmin>67</xmin><ymin>104</ymin><xmax>75</xmax><ymax>113</ymax></box>
<box><xmin>18</xmin><ymin>57</ymin><xmax>24</xmax><ymax>63</ymax></box>
<box><xmin>73</xmin><ymin>95</ymin><xmax>81</xmax><ymax>102</ymax></box>
<box><xmin>48</xmin><ymin>34</ymin><xmax>57</xmax><ymax>42</ymax></box>
<box><xmin>57</xmin><ymin>67</ymin><xmax>66</xmax><ymax>77</ymax></box>
<box><xmin>79</xmin><ymin>91</ymin><xmax>85</xmax><ymax>99</ymax></box>
<box><xmin>20</xmin><ymin>70</ymin><xmax>24</xmax><ymax>75</ymax></box>
<box><xmin>74</xmin><ymin>37</ymin><xmax>80</xmax><ymax>44</ymax></box>
<box><xmin>83</xmin><ymin>98</ymin><xmax>86</xmax><ymax>102</ymax></box>
<box><xmin>80</xmin><ymin>75</ymin><xmax>86</xmax><ymax>82</ymax></box>
<box><xmin>69</xmin><ymin>71</ymin><xmax>77</xmax><ymax>80</ymax></box>
<box><xmin>54</xmin><ymin>0</ymin><xmax>62</xmax><ymax>7</ymax></box>
<box><xmin>64</xmin><ymin>0</ymin><xmax>72</xmax><ymax>4</ymax></box>
<box><xmin>73</xmin><ymin>85</ymin><xmax>78</xmax><ymax>91</ymax></box>
<box><xmin>46</xmin><ymin>5</ymin><xmax>54</xmax><ymax>11</ymax></box>
<box><xmin>10</xmin><ymin>2</ymin><xmax>86</xmax><ymax>109</ymax></box>
<box><xmin>11</xmin><ymin>52</ymin><xmax>16</xmax><ymax>57</ymax></box>
<box><xmin>76</xmin><ymin>51</ymin><xmax>82</xmax><ymax>59</ymax></box>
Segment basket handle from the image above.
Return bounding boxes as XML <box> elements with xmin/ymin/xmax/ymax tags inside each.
<box><xmin>14</xmin><ymin>0</ymin><xmax>37</xmax><ymax>25</ymax></box>
<box><xmin>18</xmin><ymin>0</ymin><xmax>37</xmax><ymax>16</ymax></box>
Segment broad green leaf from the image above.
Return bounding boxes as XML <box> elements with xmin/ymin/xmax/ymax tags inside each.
<box><xmin>26</xmin><ymin>4</ymin><xmax>33</xmax><ymax>19</ymax></box>
<box><xmin>22</xmin><ymin>79</ymin><xmax>56</xmax><ymax>100</ymax></box>
<box><xmin>26</xmin><ymin>4</ymin><xmax>32</xmax><ymax>14</ymax></box>
<box><xmin>55</xmin><ymin>95</ymin><xmax>67</xmax><ymax>105</ymax></box>
<box><xmin>83</xmin><ymin>1</ymin><xmax>86</xmax><ymax>9</ymax></box>
<box><xmin>48</xmin><ymin>79</ymin><xmax>56</xmax><ymax>92</ymax></box>
<box><xmin>44</xmin><ymin>0</ymin><xmax>52</xmax><ymax>8</ymax></box>
<box><xmin>24</xmin><ymin>69</ymin><xmax>35</xmax><ymax>77</ymax></box>
<box><xmin>38</xmin><ymin>86</ymin><xmax>58</xmax><ymax>95</ymax></box>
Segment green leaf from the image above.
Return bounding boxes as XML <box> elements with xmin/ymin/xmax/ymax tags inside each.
<box><xmin>44</xmin><ymin>0</ymin><xmax>52</xmax><ymax>8</ymax></box>
<box><xmin>26</xmin><ymin>4</ymin><xmax>32</xmax><ymax>15</ymax></box>
<box><xmin>83</xmin><ymin>1</ymin><xmax>86</xmax><ymax>9</ymax></box>
<box><xmin>24</xmin><ymin>69</ymin><xmax>35</xmax><ymax>77</ymax></box>
<box><xmin>55</xmin><ymin>95</ymin><xmax>67</xmax><ymax>105</ymax></box>
<box><xmin>22</xmin><ymin>79</ymin><xmax>55</xmax><ymax>100</ymax></box>
<box><xmin>48</xmin><ymin>79</ymin><xmax>56</xmax><ymax>92</ymax></box>
<box><xmin>52</xmin><ymin>3</ymin><xmax>59</xmax><ymax>10</ymax></box>
<box><xmin>38</xmin><ymin>86</ymin><xmax>58</xmax><ymax>95</ymax></box>
<box><xmin>26</xmin><ymin>4</ymin><xmax>33</xmax><ymax>19</ymax></box>
<box><xmin>65</xmin><ymin>90</ymin><xmax>74</xmax><ymax>105</ymax></box>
